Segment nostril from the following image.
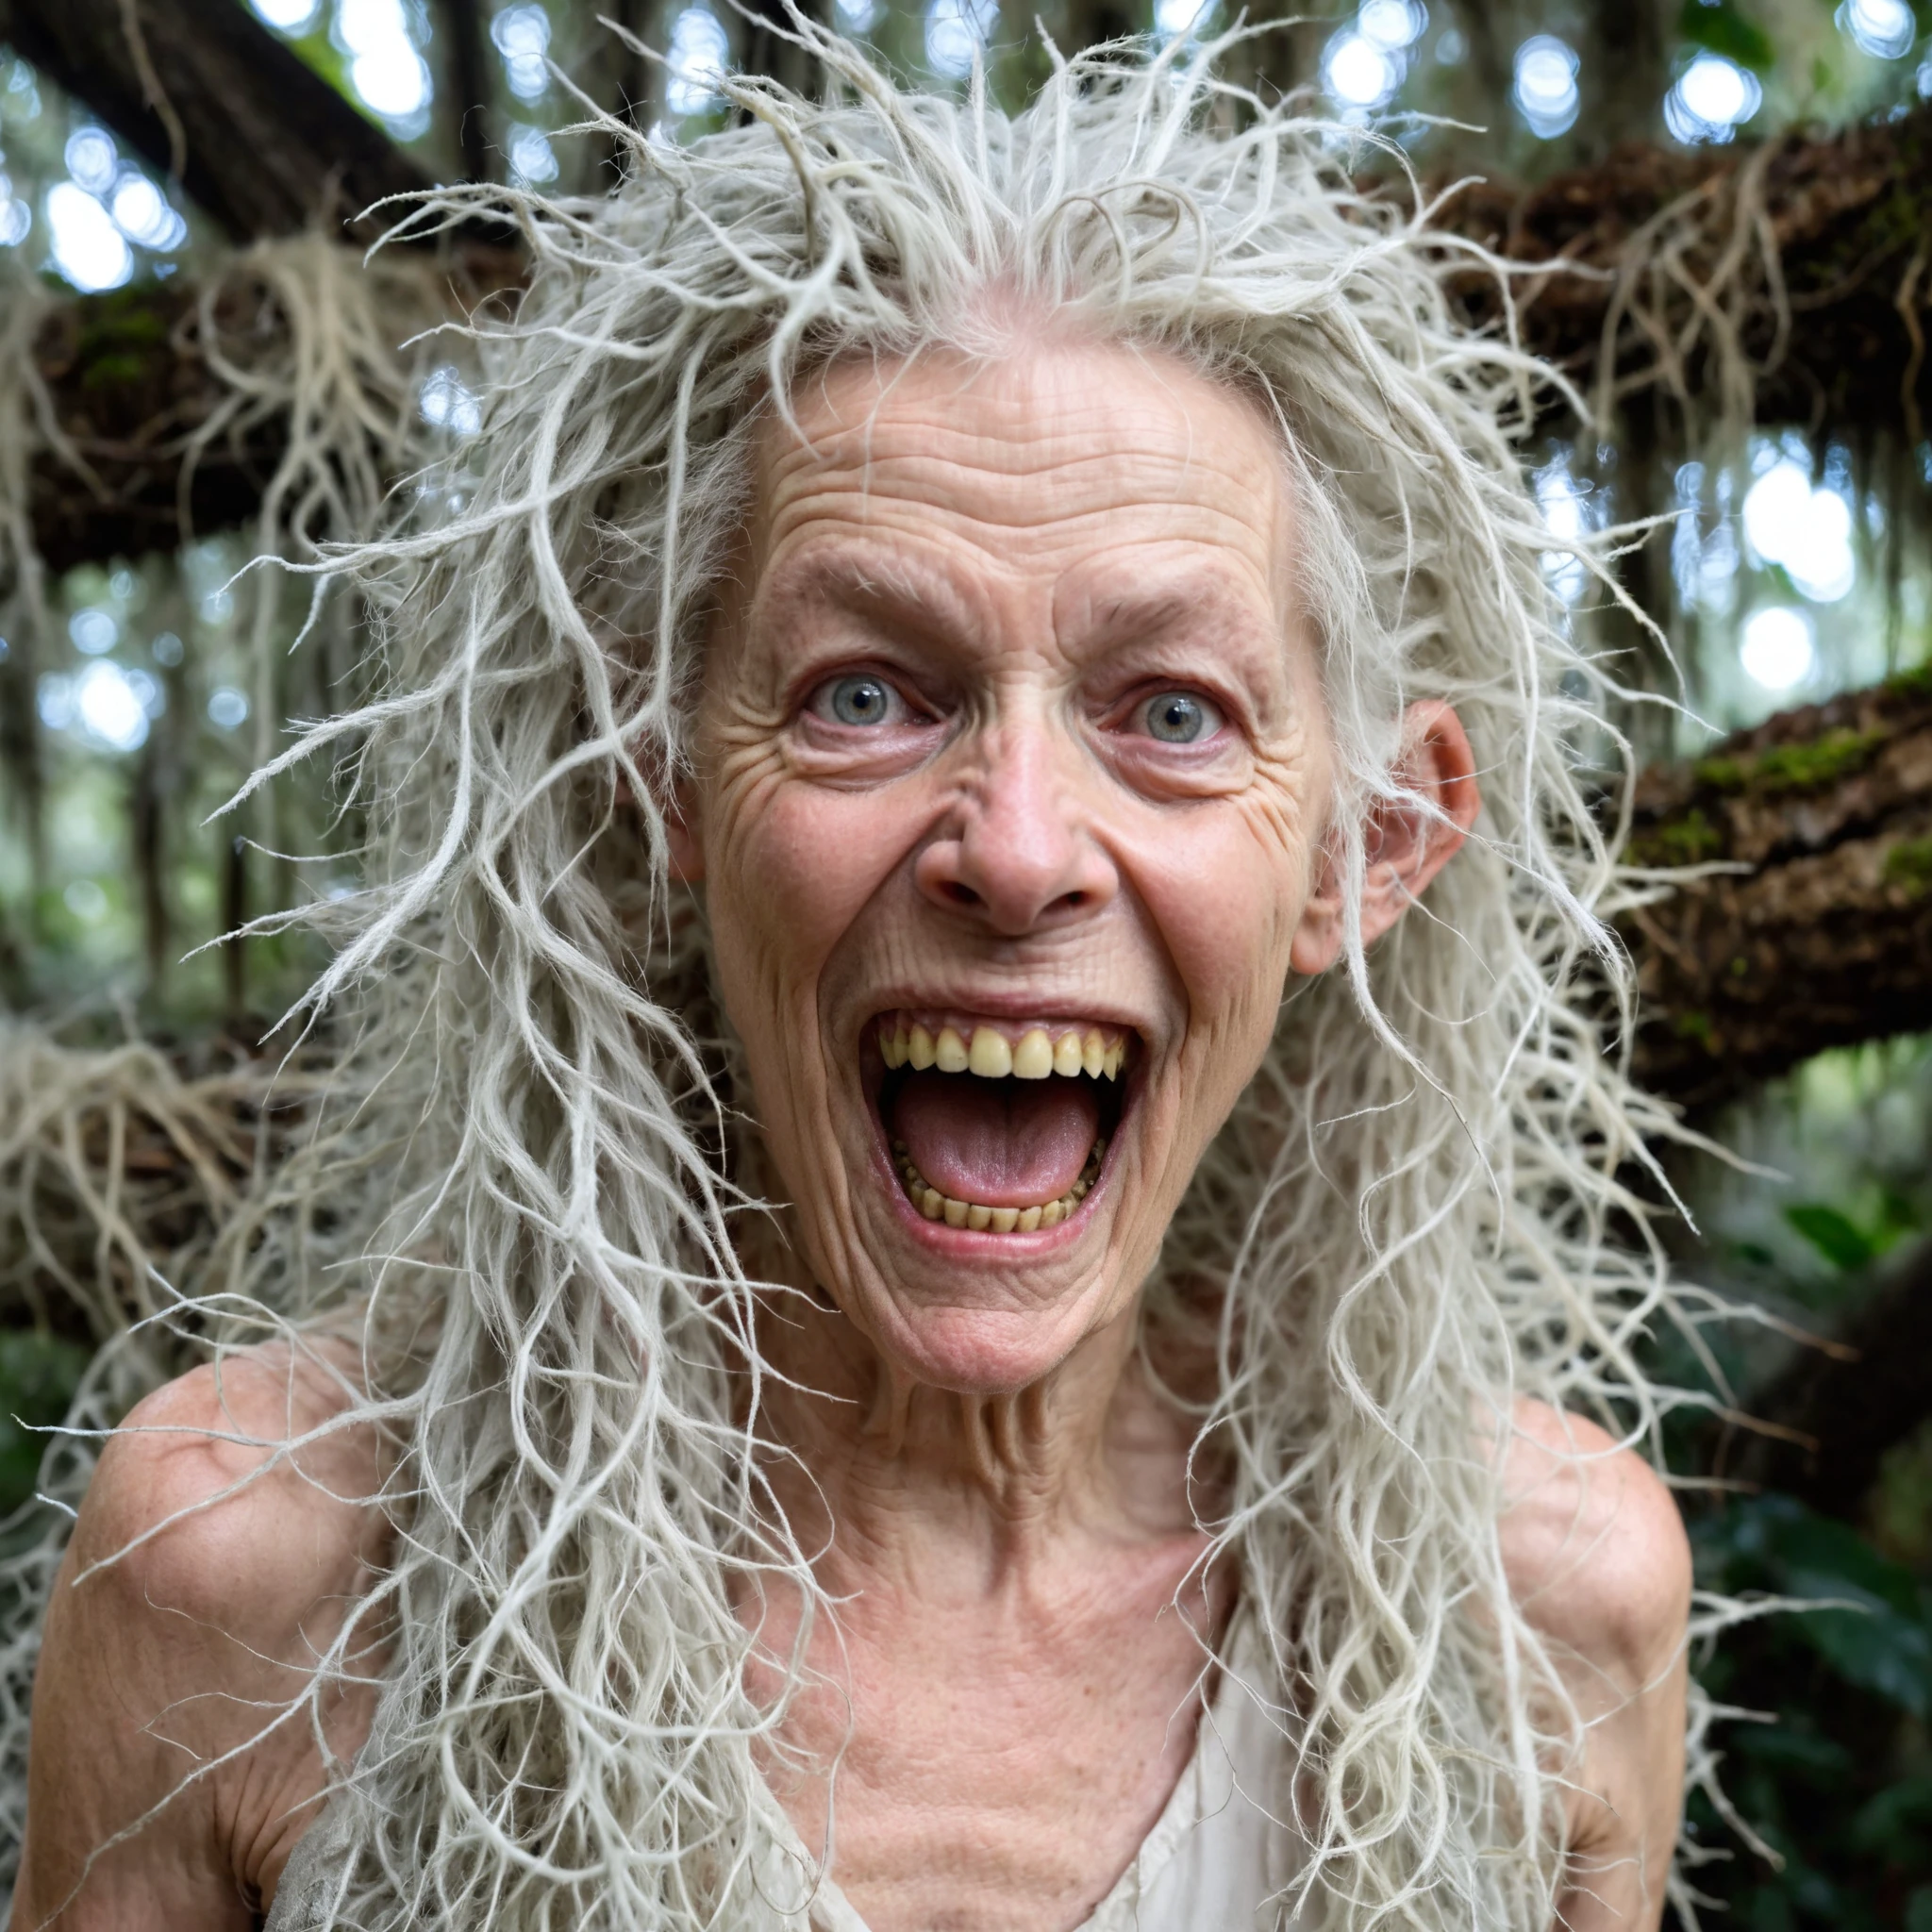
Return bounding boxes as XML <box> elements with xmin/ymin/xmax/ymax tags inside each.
<box><xmin>942</xmin><ymin>881</ymin><xmax>983</xmax><ymax>908</ymax></box>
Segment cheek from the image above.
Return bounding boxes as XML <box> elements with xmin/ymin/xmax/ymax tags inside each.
<box><xmin>703</xmin><ymin>767</ymin><xmax>910</xmax><ymax>1048</ymax></box>
<box><xmin>1129</xmin><ymin>794</ymin><xmax>1312</xmax><ymax>1072</ymax></box>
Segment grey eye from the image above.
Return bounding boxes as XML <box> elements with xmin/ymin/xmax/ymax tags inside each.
<box><xmin>1143</xmin><ymin>691</ymin><xmax>1211</xmax><ymax>743</ymax></box>
<box><xmin>825</xmin><ymin>675</ymin><xmax>895</xmax><ymax>726</ymax></box>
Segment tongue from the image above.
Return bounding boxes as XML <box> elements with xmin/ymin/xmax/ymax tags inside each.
<box><xmin>892</xmin><ymin>1069</ymin><xmax>1100</xmax><ymax>1208</ymax></box>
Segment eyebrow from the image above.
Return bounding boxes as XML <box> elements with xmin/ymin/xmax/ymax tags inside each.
<box><xmin>755</xmin><ymin>542</ymin><xmax>985</xmax><ymax>649</ymax></box>
<box><xmin>755</xmin><ymin>539</ymin><xmax>1285</xmax><ymax>697</ymax></box>
<box><xmin>1074</xmin><ymin>574</ymin><xmax>1281</xmax><ymax>664</ymax></box>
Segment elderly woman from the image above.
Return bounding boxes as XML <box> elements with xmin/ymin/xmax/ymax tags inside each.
<box><xmin>14</xmin><ymin>36</ymin><xmax>1690</xmax><ymax>1932</ymax></box>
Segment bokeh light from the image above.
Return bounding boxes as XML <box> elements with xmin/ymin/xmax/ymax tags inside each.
<box><xmin>0</xmin><ymin>174</ymin><xmax>29</xmax><ymax>248</ymax></box>
<box><xmin>208</xmin><ymin>687</ymin><xmax>250</xmax><ymax>731</ymax></box>
<box><xmin>249</xmin><ymin>0</ymin><xmax>323</xmax><ymax>29</ymax></box>
<box><xmin>1840</xmin><ymin>0</ymin><xmax>1917</xmax><ymax>61</ymax></box>
<box><xmin>491</xmin><ymin>5</ymin><xmax>552</xmax><ymax>102</ymax></box>
<box><xmin>1357</xmin><ymin>0</ymin><xmax>1425</xmax><ymax>52</ymax></box>
<box><xmin>69</xmin><ymin>608</ymin><xmax>117</xmax><ymax>656</ymax></box>
<box><xmin>1324</xmin><ymin>31</ymin><xmax>1401</xmax><ymax>108</ymax></box>
<box><xmin>508</xmin><ymin>125</ymin><xmax>558</xmax><ymax>184</ymax></box>
<box><xmin>1535</xmin><ymin>456</ymin><xmax>1590</xmax><ymax>603</ymax></box>
<box><xmin>44</xmin><ymin>182</ymin><xmax>130</xmax><ymax>291</ymax></box>
<box><xmin>337</xmin><ymin>0</ymin><xmax>432</xmax><ymax>132</ymax></box>
<box><xmin>420</xmin><ymin>366</ymin><xmax>482</xmax><ymax>437</ymax></box>
<box><xmin>1514</xmin><ymin>36</ymin><xmax>1579</xmax><ymax>139</ymax></box>
<box><xmin>1742</xmin><ymin>458</ymin><xmax>1857</xmax><ymax>602</ymax></box>
<box><xmin>1154</xmin><ymin>0</ymin><xmax>1211</xmax><ymax>42</ymax></box>
<box><xmin>926</xmin><ymin>0</ymin><xmax>999</xmax><ymax>79</ymax></box>
<box><xmin>666</xmin><ymin>7</ymin><xmax>730</xmax><ymax>113</ymax></box>
<box><xmin>109</xmin><ymin>175</ymin><xmax>186</xmax><ymax>251</ymax></box>
<box><xmin>62</xmin><ymin>128</ymin><xmax>116</xmax><ymax>196</ymax></box>
<box><xmin>38</xmin><ymin>660</ymin><xmax>161</xmax><ymax>752</ymax></box>
<box><xmin>1665</xmin><ymin>53</ymin><xmax>1761</xmax><ymax>144</ymax></box>
<box><xmin>1740</xmin><ymin>607</ymin><xmax>1817</xmax><ymax>691</ymax></box>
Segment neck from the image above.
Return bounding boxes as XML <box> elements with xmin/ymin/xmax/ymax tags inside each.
<box><xmin>749</xmin><ymin>1273</ymin><xmax>1206</xmax><ymax>1590</ymax></box>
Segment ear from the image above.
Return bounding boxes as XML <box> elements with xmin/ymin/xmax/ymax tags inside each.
<box><xmin>1290</xmin><ymin>700</ymin><xmax>1480</xmax><ymax>976</ymax></box>
<box><xmin>664</xmin><ymin>775</ymin><xmax>705</xmax><ymax>885</ymax></box>
<box><xmin>616</xmin><ymin>763</ymin><xmax>706</xmax><ymax>884</ymax></box>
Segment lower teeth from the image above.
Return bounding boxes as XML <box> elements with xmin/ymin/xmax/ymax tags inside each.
<box><xmin>891</xmin><ymin>1138</ymin><xmax>1106</xmax><ymax>1233</ymax></box>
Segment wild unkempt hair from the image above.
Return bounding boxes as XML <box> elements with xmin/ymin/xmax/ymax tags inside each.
<box><xmin>128</xmin><ymin>29</ymin><xmax>1687</xmax><ymax>1932</ymax></box>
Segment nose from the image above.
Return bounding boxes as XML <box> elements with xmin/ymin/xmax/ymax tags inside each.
<box><xmin>915</xmin><ymin>712</ymin><xmax>1119</xmax><ymax>936</ymax></box>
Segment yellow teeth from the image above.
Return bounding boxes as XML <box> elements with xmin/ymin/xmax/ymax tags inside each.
<box><xmin>1012</xmin><ymin>1028</ymin><xmax>1054</xmax><ymax>1079</ymax></box>
<box><xmin>968</xmin><ymin>1026</ymin><xmax>1012</xmax><ymax>1077</ymax></box>
<box><xmin>894</xmin><ymin>1137</ymin><xmax>1107</xmax><ymax>1234</ymax></box>
<box><xmin>876</xmin><ymin>1015</ymin><xmax>1128</xmax><ymax>1082</ymax></box>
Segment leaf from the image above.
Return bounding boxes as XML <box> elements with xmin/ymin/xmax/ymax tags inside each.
<box><xmin>1767</xmin><ymin>1503</ymin><xmax>1920</xmax><ymax>1615</ymax></box>
<box><xmin>1851</xmin><ymin>1776</ymin><xmax>1932</xmax><ymax>1862</ymax></box>
<box><xmin>1785</xmin><ymin>1203</ymin><xmax>1877</xmax><ymax>1271</ymax></box>
<box><xmin>1692</xmin><ymin>1495</ymin><xmax>1932</xmax><ymax>1712</ymax></box>
<box><xmin>0</xmin><ymin>1332</ymin><xmax>89</xmax><ymax>1518</ymax></box>
<box><xmin>1678</xmin><ymin>0</ymin><xmax>1777</xmax><ymax>72</ymax></box>
<box><xmin>1788</xmin><ymin>1594</ymin><xmax>1932</xmax><ymax>1717</ymax></box>
<box><xmin>1735</xmin><ymin>1721</ymin><xmax>1855</xmax><ymax>1779</ymax></box>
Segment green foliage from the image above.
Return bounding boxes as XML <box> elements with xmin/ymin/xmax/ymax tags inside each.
<box><xmin>1630</xmin><ymin>806</ymin><xmax>1727</xmax><ymax>867</ymax></box>
<box><xmin>1785</xmin><ymin>1195</ymin><xmax>1918</xmax><ymax>1270</ymax></box>
<box><xmin>1678</xmin><ymin>0</ymin><xmax>1777</xmax><ymax>74</ymax></box>
<box><xmin>1689</xmin><ymin>1492</ymin><xmax>1932</xmax><ymax>1925</ymax></box>
<box><xmin>1884</xmin><ymin>837</ymin><xmax>1932</xmax><ymax>895</ymax></box>
<box><xmin>0</xmin><ymin>1333</ymin><xmax>89</xmax><ymax>1522</ymax></box>
<box><xmin>1694</xmin><ymin>729</ymin><xmax>1887</xmax><ymax>799</ymax></box>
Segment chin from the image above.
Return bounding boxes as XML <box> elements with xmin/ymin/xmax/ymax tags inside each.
<box><xmin>852</xmin><ymin>1284</ymin><xmax>1126</xmax><ymax>1396</ymax></box>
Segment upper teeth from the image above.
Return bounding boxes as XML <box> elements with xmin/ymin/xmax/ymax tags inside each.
<box><xmin>876</xmin><ymin>1016</ymin><xmax>1126</xmax><ymax>1081</ymax></box>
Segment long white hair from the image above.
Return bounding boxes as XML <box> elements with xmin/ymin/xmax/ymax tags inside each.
<box><xmin>55</xmin><ymin>30</ymin><xmax>1690</xmax><ymax>1930</ymax></box>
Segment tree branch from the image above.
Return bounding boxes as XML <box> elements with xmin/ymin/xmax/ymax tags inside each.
<box><xmin>0</xmin><ymin>0</ymin><xmax>437</xmax><ymax>242</ymax></box>
<box><xmin>1438</xmin><ymin>102</ymin><xmax>1932</xmax><ymax>439</ymax></box>
<box><xmin>1626</xmin><ymin>669</ymin><xmax>1932</xmax><ymax>1107</ymax></box>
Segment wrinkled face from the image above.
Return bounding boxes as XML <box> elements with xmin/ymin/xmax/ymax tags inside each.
<box><xmin>683</xmin><ymin>340</ymin><xmax>1335</xmax><ymax>1393</ymax></box>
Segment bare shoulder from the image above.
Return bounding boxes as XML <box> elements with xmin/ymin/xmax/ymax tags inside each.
<box><xmin>1499</xmin><ymin>1397</ymin><xmax>1691</xmax><ymax>1680</ymax></box>
<box><xmin>16</xmin><ymin>1342</ymin><xmax>390</xmax><ymax>1928</ymax></box>
<box><xmin>78</xmin><ymin>1341</ymin><xmax>385</xmax><ymax>1624</ymax></box>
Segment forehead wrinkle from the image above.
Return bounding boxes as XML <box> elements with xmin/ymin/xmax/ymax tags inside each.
<box><xmin>746</xmin><ymin>341</ymin><xmax>1303</xmax><ymax>680</ymax></box>
<box><xmin>769</xmin><ymin>343</ymin><xmax>1285</xmax><ymax>524</ymax></box>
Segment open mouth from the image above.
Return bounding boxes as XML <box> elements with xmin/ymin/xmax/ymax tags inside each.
<box><xmin>868</xmin><ymin>1012</ymin><xmax>1132</xmax><ymax>1236</ymax></box>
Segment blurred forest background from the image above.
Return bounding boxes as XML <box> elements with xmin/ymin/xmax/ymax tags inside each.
<box><xmin>0</xmin><ymin>0</ymin><xmax>1929</xmax><ymax>1924</ymax></box>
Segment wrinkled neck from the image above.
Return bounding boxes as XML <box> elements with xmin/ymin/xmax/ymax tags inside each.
<box><xmin>749</xmin><ymin>1282</ymin><xmax>1202</xmax><ymax>1586</ymax></box>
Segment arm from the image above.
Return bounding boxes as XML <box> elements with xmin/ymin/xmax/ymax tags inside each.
<box><xmin>1502</xmin><ymin>1400</ymin><xmax>1692</xmax><ymax>1932</ymax></box>
<box><xmin>12</xmin><ymin>1344</ymin><xmax>388</xmax><ymax>1929</ymax></box>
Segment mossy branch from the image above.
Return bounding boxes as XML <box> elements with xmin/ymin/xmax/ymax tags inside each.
<box><xmin>1627</xmin><ymin>666</ymin><xmax>1932</xmax><ymax>1108</ymax></box>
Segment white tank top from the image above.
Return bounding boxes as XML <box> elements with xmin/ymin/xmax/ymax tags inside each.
<box><xmin>266</xmin><ymin>1622</ymin><xmax>1305</xmax><ymax>1932</ymax></box>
